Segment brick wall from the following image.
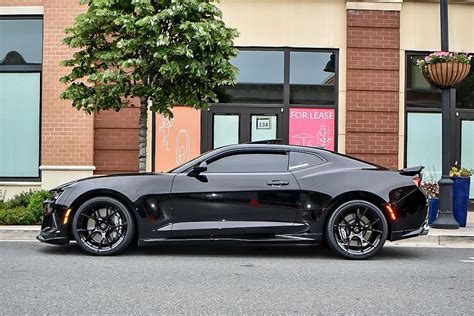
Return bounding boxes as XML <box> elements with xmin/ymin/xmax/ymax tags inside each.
<box><xmin>94</xmin><ymin>108</ymin><xmax>140</xmax><ymax>174</ymax></box>
<box><xmin>41</xmin><ymin>0</ymin><xmax>94</xmax><ymax>166</ymax></box>
<box><xmin>0</xmin><ymin>1</ymin><xmax>43</xmax><ymax>5</ymax></box>
<box><xmin>346</xmin><ymin>10</ymin><xmax>400</xmax><ymax>170</ymax></box>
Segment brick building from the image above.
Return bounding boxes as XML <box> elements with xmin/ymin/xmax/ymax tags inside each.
<box><xmin>1</xmin><ymin>0</ymin><xmax>474</xmax><ymax>200</ymax></box>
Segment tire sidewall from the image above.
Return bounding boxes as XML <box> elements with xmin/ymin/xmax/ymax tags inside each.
<box><xmin>325</xmin><ymin>200</ymin><xmax>388</xmax><ymax>260</ymax></box>
<box><xmin>72</xmin><ymin>196</ymin><xmax>135</xmax><ymax>256</ymax></box>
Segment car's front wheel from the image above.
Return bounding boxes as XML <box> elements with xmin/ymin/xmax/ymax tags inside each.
<box><xmin>325</xmin><ymin>200</ymin><xmax>388</xmax><ymax>259</ymax></box>
<box><xmin>71</xmin><ymin>196</ymin><xmax>135</xmax><ymax>255</ymax></box>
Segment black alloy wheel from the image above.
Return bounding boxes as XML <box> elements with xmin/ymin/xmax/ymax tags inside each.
<box><xmin>325</xmin><ymin>200</ymin><xmax>388</xmax><ymax>259</ymax></box>
<box><xmin>72</xmin><ymin>196</ymin><xmax>135</xmax><ymax>255</ymax></box>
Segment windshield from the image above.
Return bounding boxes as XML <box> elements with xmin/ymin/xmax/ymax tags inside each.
<box><xmin>167</xmin><ymin>150</ymin><xmax>212</xmax><ymax>173</ymax></box>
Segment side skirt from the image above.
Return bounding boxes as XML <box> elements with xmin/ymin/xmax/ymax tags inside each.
<box><xmin>138</xmin><ymin>233</ymin><xmax>322</xmax><ymax>247</ymax></box>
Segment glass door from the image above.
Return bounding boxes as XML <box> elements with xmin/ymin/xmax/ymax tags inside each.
<box><xmin>456</xmin><ymin>112</ymin><xmax>474</xmax><ymax>199</ymax></box>
<box><xmin>203</xmin><ymin>105</ymin><xmax>283</xmax><ymax>150</ymax></box>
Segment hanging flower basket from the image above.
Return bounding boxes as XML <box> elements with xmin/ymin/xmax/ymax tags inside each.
<box><xmin>423</xmin><ymin>62</ymin><xmax>471</xmax><ymax>88</ymax></box>
<box><xmin>417</xmin><ymin>52</ymin><xmax>472</xmax><ymax>88</ymax></box>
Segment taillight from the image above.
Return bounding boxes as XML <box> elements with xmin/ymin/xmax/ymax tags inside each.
<box><xmin>412</xmin><ymin>175</ymin><xmax>421</xmax><ymax>187</ymax></box>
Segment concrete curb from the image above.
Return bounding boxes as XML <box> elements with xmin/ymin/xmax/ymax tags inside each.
<box><xmin>1</xmin><ymin>225</ymin><xmax>473</xmax><ymax>247</ymax></box>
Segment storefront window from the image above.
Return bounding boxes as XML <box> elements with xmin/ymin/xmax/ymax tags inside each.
<box><xmin>0</xmin><ymin>19</ymin><xmax>43</xmax><ymax>64</ymax></box>
<box><xmin>461</xmin><ymin>121</ymin><xmax>474</xmax><ymax>198</ymax></box>
<box><xmin>405</xmin><ymin>52</ymin><xmax>474</xmax><ymax>188</ymax></box>
<box><xmin>208</xmin><ymin>48</ymin><xmax>338</xmax><ymax>151</ymax></box>
<box><xmin>406</xmin><ymin>113</ymin><xmax>442</xmax><ymax>180</ymax></box>
<box><xmin>406</xmin><ymin>53</ymin><xmax>474</xmax><ymax>109</ymax></box>
<box><xmin>290</xmin><ymin>52</ymin><xmax>336</xmax><ymax>105</ymax></box>
<box><xmin>213</xmin><ymin>114</ymin><xmax>239</xmax><ymax>148</ymax></box>
<box><xmin>0</xmin><ymin>17</ymin><xmax>42</xmax><ymax>179</ymax></box>
<box><xmin>219</xmin><ymin>50</ymin><xmax>284</xmax><ymax>104</ymax></box>
<box><xmin>0</xmin><ymin>74</ymin><xmax>40</xmax><ymax>177</ymax></box>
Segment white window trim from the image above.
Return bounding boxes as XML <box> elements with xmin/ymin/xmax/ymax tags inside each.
<box><xmin>0</xmin><ymin>6</ymin><xmax>43</xmax><ymax>15</ymax></box>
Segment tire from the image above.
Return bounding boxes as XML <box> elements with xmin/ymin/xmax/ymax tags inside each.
<box><xmin>72</xmin><ymin>196</ymin><xmax>136</xmax><ymax>256</ymax></box>
<box><xmin>325</xmin><ymin>200</ymin><xmax>388</xmax><ymax>260</ymax></box>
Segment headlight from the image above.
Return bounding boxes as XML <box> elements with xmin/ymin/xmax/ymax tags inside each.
<box><xmin>50</xmin><ymin>189</ymin><xmax>63</xmax><ymax>200</ymax></box>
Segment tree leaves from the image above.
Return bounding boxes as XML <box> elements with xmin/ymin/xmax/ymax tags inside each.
<box><xmin>60</xmin><ymin>0</ymin><xmax>239</xmax><ymax>116</ymax></box>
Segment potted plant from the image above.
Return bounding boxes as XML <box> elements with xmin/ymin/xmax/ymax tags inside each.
<box><xmin>449</xmin><ymin>166</ymin><xmax>473</xmax><ymax>227</ymax></box>
<box><xmin>417</xmin><ymin>51</ymin><xmax>471</xmax><ymax>88</ymax></box>
<box><xmin>421</xmin><ymin>175</ymin><xmax>439</xmax><ymax>225</ymax></box>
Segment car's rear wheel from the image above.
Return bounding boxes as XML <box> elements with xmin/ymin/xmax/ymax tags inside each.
<box><xmin>72</xmin><ymin>196</ymin><xmax>135</xmax><ymax>255</ymax></box>
<box><xmin>325</xmin><ymin>200</ymin><xmax>388</xmax><ymax>259</ymax></box>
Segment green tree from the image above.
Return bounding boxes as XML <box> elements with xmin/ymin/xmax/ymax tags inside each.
<box><xmin>60</xmin><ymin>0</ymin><xmax>239</xmax><ymax>172</ymax></box>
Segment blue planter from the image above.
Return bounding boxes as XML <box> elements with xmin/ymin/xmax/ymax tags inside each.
<box><xmin>428</xmin><ymin>198</ymin><xmax>439</xmax><ymax>225</ymax></box>
<box><xmin>452</xmin><ymin>176</ymin><xmax>471</xmax><ymax>227</ymax></box>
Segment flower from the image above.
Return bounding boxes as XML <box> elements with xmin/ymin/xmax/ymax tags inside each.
<box><xmin>417</xmin><ymin>51</ymin><xmax>471</xmax><ymax>69</ymax></box>
<box><xmin>449</xmin><ymin>166</ymin><xmax>473</xmax><ymax>177</ymax></box>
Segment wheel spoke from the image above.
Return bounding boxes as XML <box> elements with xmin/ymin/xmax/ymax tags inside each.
<box><xmin>104</xmin><ymin>231</ymin><xmax>113</xmax><ymax>247</ymax></box>
<box><xmin>97</xmin><ymin>236</ymin><xmax>104</xmax><ymax>253</ymax></box>
<box><xmin>367</xmin><ymin>228</ymin><xmax>383</xmax><ymax>234</ymax></box>
<box><xmin>107</xmin><ymin>209</ymin><xmax>118</xmax><ymax>220</ymax></box>
<box><xmin>355</xmin><ymin>208</ymin><xmax>361</xmax><ymax>225</ymax></box>
<box><xmin>358</xmin><ymin>236</ymin><xmax>364</xmax><ymax>253</ymax></box>
<box><xmin>77</xmin><ymin>228</ymin><xmax>95</xmax><ymax>233</ymax></box>
<box><xmin>110</xmin><ymin>222</ymin><xmax>127</xmax><ymax>229</ymax></box>
<box><xmin>84</xmin><ymin>231</ymin><xmax>98</xmax><ymax>243</ymax></box>
<box><xmin>369</xmin><ymin>218</ymin><xmax>380</xmax><ymax>226</ymax></box>
<box><xmin>80</xmin><ymin>213</ymin><xmax>98</xmax><ymax>221</ymax></box>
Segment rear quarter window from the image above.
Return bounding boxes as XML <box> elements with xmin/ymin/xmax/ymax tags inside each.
<box><xmin>289</xmin><ymin>151</ymin><xmax>325</xmax><ymax>171</ymax></box>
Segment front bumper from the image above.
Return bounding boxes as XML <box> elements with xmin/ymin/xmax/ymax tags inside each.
<box><xmin>36</xmin><ymin>199</ymin><xmax>70</xmax><ymax>245</ymax></box>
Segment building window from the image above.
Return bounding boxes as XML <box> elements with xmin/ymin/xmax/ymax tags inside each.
<box><xmin>406</xmin><ymin>112</ymin><xmax>442</xmax><ymax>179</ymax></box>
<box><xmin>0</xmin><ymin>17</ymin><xmax>42</xmax><ymax>179</ymax></box>
<box><xmin>214</xmin><ymin>48</ymin><xmax>338</xmax><ymax>151</ymax></box>
<box><xmin>290</xmin><ymin>51</ymin><xmax>336</xmax><ymax>105</ymax></box>
<box><xmin>405</xmin><ymin>52</ymin><xmax>474</xmax><ymax>195</ymax></box>
<box><xmin>219</xmin><ymin>50</ymin><xmax>284</xmax><ymax>104</ymax></box>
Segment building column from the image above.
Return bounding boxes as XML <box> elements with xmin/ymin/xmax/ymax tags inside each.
<box><xmin>41</xmin><ymin>0</ymin><xmax>95</xmax><ymax>189</ymax></box>
<box><xmin>345</xmin><ymin>1</ymin><xmax>401</xmax><ymax>170</ymax></box>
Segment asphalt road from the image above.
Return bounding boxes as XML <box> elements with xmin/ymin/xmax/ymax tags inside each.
<box><xmin>0</xmin><ymin>241</ymin><xmax>473</xmax><ymax>315</ymax></box>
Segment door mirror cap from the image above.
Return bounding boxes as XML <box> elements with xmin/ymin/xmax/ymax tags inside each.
<box><xmin>187</xmin><ymin>161</ymin><xmax>208</xmax><ymax>177</ymax></box>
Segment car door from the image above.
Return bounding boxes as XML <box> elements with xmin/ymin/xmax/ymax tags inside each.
<box><xmin>170</xmin><ymin>149</ymin><xmax>302</xmax><ymax>239</ymax></box>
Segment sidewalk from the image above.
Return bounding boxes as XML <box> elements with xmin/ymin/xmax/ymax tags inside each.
<box><xmin>1</xmin><ymin>220</ymin><xmax>473</xmax><ymax>248</ymax></box>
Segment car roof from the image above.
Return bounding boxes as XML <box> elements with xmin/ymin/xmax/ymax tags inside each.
<box><xmin>215</xmin><ymin>143</ymin><xmax>327</xmax><ymax>154</ymax></box>
<box><xmin>170</xmin><ymin>143</ymin><xmax>385</xmax><ymax>173</ymax></box>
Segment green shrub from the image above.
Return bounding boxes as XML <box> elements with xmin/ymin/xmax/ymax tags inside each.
<box><xmin>5</xmin><ymin>190</ymin><xmax>35</xmax><ymax>209</ymax></box>
<box><xmin>27</xmin><ymin>190</ymin><xmax>52</xmax><ymax>223</ymax></box>
<box><xmin>0</xmin><ymin>206</ymin><xmax>37</xmax><ymax>225</ymax></box>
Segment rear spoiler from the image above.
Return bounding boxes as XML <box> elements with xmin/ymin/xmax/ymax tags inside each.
<box><xmin>399</xmin><ymin>166</ymin><xmax>424</xmax><ymax>177</ymax></box>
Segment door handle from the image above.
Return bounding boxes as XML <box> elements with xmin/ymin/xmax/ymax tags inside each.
<box><xmin>267</xmin><ymin>180</ymin><xmax>289</xmax><ymax>187</ymax></box>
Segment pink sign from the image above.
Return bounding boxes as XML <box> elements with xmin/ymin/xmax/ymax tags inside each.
<box><xmin>289</xmin><ymin>108</ymin><xmax>335</xmax><ymax>151</ymax></box>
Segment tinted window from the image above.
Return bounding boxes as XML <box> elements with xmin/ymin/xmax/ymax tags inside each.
<box><xmin>0</xmin><ymin>19</ymin><xmax>43</xmax><ymax>64</ymax></box>
<box><xmin>406</xmin><ymin>53</ymin><xmax>474</xmax><ymax>109</ymax></box>
<box><xmin>290</xmin><ymin>52</ymin><xmax>336</xmax><ymax>105</ymax></box>
<box><xmin>207</xmin><ymin>152</ymin><xmax>288</xmax><ymax>173</ymax></box>
<box><xmin>289</xmin><ymin>152</ymin><xmax>325</xmax><ymax>171</ymax></box>
<box><xmin>217</xmin><ymin>51</ymin><xmax>284</xmax><ymax>104</ymax></box>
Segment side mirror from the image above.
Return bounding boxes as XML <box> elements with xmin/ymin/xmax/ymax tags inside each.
<box><xmin>187</xmin><ymin>161</ymin><xmax>208</xmax><ymax>177</ymax></box>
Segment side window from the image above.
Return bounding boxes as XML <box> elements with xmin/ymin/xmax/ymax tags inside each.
<box><xmin>206</xmin><ymin>152</ymin><xmax>288</xmax><ymax>173</ymax></box>
<box><xmin>289</xmin><ymin>152</ymin><xmax>325</xmax><ymax>171</ymax></box>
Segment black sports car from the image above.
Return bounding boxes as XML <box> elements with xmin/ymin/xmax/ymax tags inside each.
<box><xmin>38</xmin><ymin>144</ymin><xmax>428</xmax><ymax>259</ymax></box>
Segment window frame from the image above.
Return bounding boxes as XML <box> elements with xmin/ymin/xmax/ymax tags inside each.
<box><xmin>203</xmin><ymin>149</ymin><xmax>290</xmax><ymax>174</ymax></box>
<box><xmin>212</xmin><ymin>46</ymin><xmax>339</xmax><ymax>148</ymax></box>
<box><xmin>404</xmin><ymin>50</ymin><xmax>474</xmax><ymax>170</ymax></box>
<box><xmin>0</xmin><ymin>15</ymin><xmax>43</xmax><ymax>182</ymax></box>
<box><xmin>288</xmin><ymin>150</ymin><xmax>326</xmax><ymax>171</ymax></box>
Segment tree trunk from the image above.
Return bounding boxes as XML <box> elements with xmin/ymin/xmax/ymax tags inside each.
<box><xmin>138</xmin><ymin>97</ymin><xmax>148</xmax><ymax>173</ymax></box>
